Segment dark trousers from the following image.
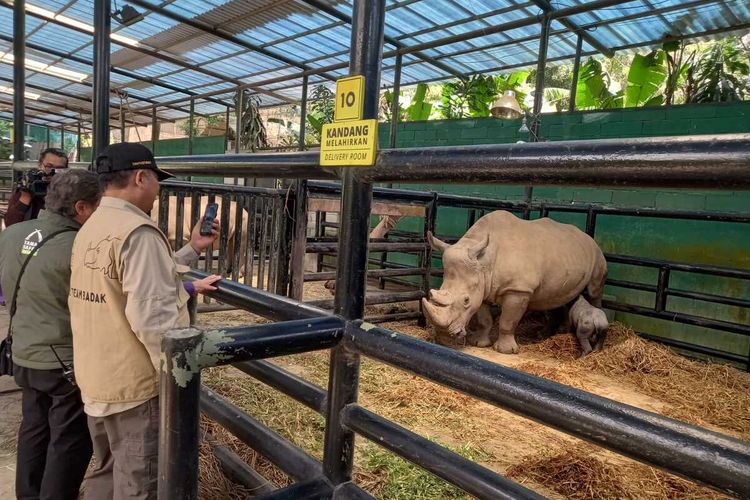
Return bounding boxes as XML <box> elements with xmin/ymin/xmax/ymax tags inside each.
<box><xmin>14</xmin><ymin>365</ymin><xmax>93</xmax><ymax>500</ymax></box>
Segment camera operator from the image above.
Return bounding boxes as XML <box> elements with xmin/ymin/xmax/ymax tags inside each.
<box><xmin>4</xmin><ymin>147</ymin><xmax>70</xmax><ymax>227</ymax></box>
<box><xmin>0</xmin><ymin>170</ymin><xmax>100</xmax><ymax>499</ymax></box>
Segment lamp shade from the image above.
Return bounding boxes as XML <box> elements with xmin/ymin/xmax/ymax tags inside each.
<box><xmin>491</xmin><ymin>90</ymin><xmax>523</xmax><ymax>119</ymax></box>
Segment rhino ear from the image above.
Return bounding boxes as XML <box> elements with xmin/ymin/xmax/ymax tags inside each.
<box><xmin>427</xmin><ymin>231</ymin><xmax>451</xmax><ymax>253</ymax></box>
<box><xmin>468</xmin><ymin>234</ymin><xmax>490</xmax><ymax>261</ymax></box>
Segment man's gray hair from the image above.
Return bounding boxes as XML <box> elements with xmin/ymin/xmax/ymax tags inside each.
<box><xmin>45</xmin><ymin>170</ymin><xmax>101</xmax><ymax>218</ymax></box>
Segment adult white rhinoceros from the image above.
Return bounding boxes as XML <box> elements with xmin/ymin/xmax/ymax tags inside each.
<box><xmin>421</xmin><ymin>210</ymin><xmax>607</xmax><ymax>354</ymax></box>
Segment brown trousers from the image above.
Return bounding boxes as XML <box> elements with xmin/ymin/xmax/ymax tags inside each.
<box><xmin>83</xmin><ymin>397</ymin><xmax>159</xmax><ymax>500</ymax></box>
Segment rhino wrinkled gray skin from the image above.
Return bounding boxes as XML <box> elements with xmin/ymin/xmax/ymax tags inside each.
<box><xmin>421</xmin><ymin>211</ymin><xmax>607</xmax><ymax>354</ymax></box>
<box><xmin>566</xmin><ymin>296</ymin><xmax>609</xmax><ymax>356</ymax></box>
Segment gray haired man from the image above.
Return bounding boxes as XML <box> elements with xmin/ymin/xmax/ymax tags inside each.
<box><xmin>0</xmin><ymin>170</ymin><xmax>100</xmax><ymax>500</ymax></box>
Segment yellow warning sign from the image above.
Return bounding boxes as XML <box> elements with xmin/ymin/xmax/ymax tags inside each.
<box><xmin>334</xmin><ymin>75</ymin><xmax>365</xmax><ymax>122</ymax></box>
<box><xmin>320</xmin><ymin>119</ymin><xmax>378</xmax><ymax>166</ymax></box>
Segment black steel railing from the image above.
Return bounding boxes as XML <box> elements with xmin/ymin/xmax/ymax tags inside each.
<box><xmin>161</xmin><ymin>273</ymin><xmax>750</xmax><ymax>499</ymax></box>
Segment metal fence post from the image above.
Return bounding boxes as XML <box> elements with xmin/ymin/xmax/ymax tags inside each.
<box><xmin>151</xmin><ymin>105</ymin><xmax>158</xmax><ymax>153</ymax></box>
<box><xmin>12</xmin><ymin>0</ymin><xmax>25</xmax><ymax>161</ymax></box>
<box><xmin>188</xmin><ymin>97</ymin><xmax>194</xmax><ymax>155</ymax></box>
<box><xmin>290</xmin><ymin>180</ymin><xmax>309</xmax><ymax>300</ymax></box>
<box><xmin>158</xmin><ymin>328</ymin><xmax>203</xmax><ymax>500</ymax></box>
<box><xmin>569</xmin><ymin>33</ymin><xmax>583</xmax><ymax>112</ymax></box>
<box><xmin>93</xmin><ymin>0</ymin><xmax>111</xmax><ymax>157</ymax></box>
<box><xmin>299</xmin><ymin>75</ymin><xmax>308</xmax><ymax>151</ymax></box>
<box><xmin>323</xmin><ymin>0</ymin><xmax>386</xmax><ymax>487</ymax></box>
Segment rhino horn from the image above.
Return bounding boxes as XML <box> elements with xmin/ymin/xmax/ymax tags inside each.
<box><xmin>422</xmin><ymin>298</ymin><xmax>451</xmax><ymax>328</ymax></box>
<box><xmin>468</xmin><ymin>233</ymin><xmax>490</xmax><ymax>261</ymax></box>
<box><xmin>427</xmin><ymin>231</ymin><xmax>451</xmax><ymax>253</ymax></box>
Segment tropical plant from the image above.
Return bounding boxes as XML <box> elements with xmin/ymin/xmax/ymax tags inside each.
<box><xmin>178</xmin><ymin>115</ymin><xmax>222</xmax><ymax>137</ymax></box>
<box><xmin>440</xmin><ymin>79</ymin><xmax>470</xmax><ymax>119</ymax></box>
<box><xmin>406</xmin><ymin>83</ymin><xmax>433</xmax><ymax>121</ymax></box>
<box><xmin>307</xmin><ymin>85</ymin><xmax>335</xmax><ymax>142</ymax></box>
<box><xmin>543</xmin><ymin>87</ymin><xmax>570</xmax><ymax>112</ymax></box>
<box><xmin>625</xmin><ymin>50</ymin><xmax>667</xmax><ymax>107</ymax></box>
<box><xmin>0</xmin><ymin>120</ymin><xmax>11</xmax><ymax>159</ymax></box>
<box><xmin>575</xmin><ymin>58</ymin><xmax>623</xmax><ymax>110</ymax></box>
<box><xmin>662</xmin><ymin>40</ymin><xmax>696</xmax><ymax>106</ymax></box>
<box><xmin>235</xmin><ymin>91</ymin><xmax>268</xmax><ymax>152</ymax></box>
<box><xmin>380</xmin><ymin>89</ymin><xmax>404</xmax><ymax>122</ymax></box>
<box><xmin>688</xmin><ymin>37</ymin><xmax>750</xmax><ymax>103</ymax></box>
<box><xmin>440</xmin><ymin>71</ymin><xmax>530</xmax><ymax>119</ymax></box>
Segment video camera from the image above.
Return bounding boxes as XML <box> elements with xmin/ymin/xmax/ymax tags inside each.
<box><xmin>19</xmin><ymin>168</ymin><xmax>55</xmax><ymax>197</ymax></box>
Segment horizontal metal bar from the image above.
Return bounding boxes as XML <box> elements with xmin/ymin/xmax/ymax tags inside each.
<box><xmin>332</xmin><ymin>482</ymin><xmax>376</xmax><ymax>499</ymax></box>
<box><xmin>666</xmin><ymin>288</ymin><xmax>750</xmax><ymax>309</ymax></box>
<box><xmin>602</xmin><ymin>301</ymin><xmax>750</xmax><ymax>336</ymax></box>
<box><xmin>187</xmin><ymin>270</ymin><xmax>328</xmax><ymax>321</ymax></box>
<box><xmin>234</xmin><ymin>360</ymin><xmax>327</xmax><ymax>414</ymax></box>
<box><xmin>154</xmin><ymin>134</ymin><xmax>750</xmax><ymax>188</ymax></box>
<box><xmin>341</xmin><ymin>404</ymin><xmax>542</xmax><ymax>500</ymax></box>
<box><xmin>638</xmin><ymin>333</ymin><xmax>749</xmax><ymax>366</ymax></box>
<box><xmin>363</xmin><ymin>311</ymin><xmax>422</xmax><ymax>324</ymax></box>
<box><xmin>252</xmin><ymin>478</ymin><xmax>331</xmax><ymax>500</ymax></box>
<box><xmin>606</xmin><ymin>254</ymin><xmax>750</xmax><ymax>280</ymax></box>
<box><xmin>306</xmin><ymin>290</ymin><xmax>424</xmax><ymax>309</ymax></box>
<box><xmin>543</xmin><ymin>203</ymin><xmax>750</xmax><ymax>223</ymax></box>
<box><xmin>606</xmin><ymin>279</ymin><xmax>657</xmax><ymax>293</ymax></box>
<box><xmin>304</xmin><ymin>267</ymin><xmax>427</xmax><ymax>282</ymax></box>
<box><xmin>200</xmin><ymin>386</ymin><xmax>322</xmax><ymax>482</ymax></box>
<box><xmin>203</xmin><ymin>432</ymin><xmax>274</xmax><ymax>495</ymax></box>
<box><xmin>346</xmin><ymin>323</ymin><xmax>750</xmax><ymax>496</ymax></box>
<box><xmin>162</xmin><ymin>180</ymin><xmax>286</xmax><ymax>196</ymax></box>
<box><xmin>306</xmin><ymin>242</ymin><xmax>426</xmax><ymax>253</ymax></box>
<box><xmin>200</xmin><ymin>317</ymin><xmax>345</xmax><ymax>367</ymax></box>
<box><xmin>358</xmin><ymin>135</ymin><xmax>750</xmax><ymax>187</ymax></box>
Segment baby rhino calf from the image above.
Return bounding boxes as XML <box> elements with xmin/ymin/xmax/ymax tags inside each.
<box><xmin>568</xmin><ymin>296</ymin><xmax>609</xmax><ymax>356</ymax></box>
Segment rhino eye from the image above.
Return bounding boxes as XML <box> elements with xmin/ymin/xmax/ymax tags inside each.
<box><xmin>463</xmin><ymin>295</ymin><xmax>471</xmax><ymax>307</ymax></box>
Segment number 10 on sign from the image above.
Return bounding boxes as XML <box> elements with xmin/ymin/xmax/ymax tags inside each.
<box><xmin>334</xmin><ymin>75</ymin><xmax>365</xmax><ymax>122</ymax></box>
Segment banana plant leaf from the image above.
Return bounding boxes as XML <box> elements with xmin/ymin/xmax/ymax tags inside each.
<box><xmin>575</xmin><ymin>58</ymin><xmax>611</xmax><ymax>109</ymax></box>
<box><xmin>625</xmin><ymin>50</ymin><xmax>667</xmax><ymax>108</ymax></box>
<box><xmin>306</xmin><ymin>114</ymin><xmax>324</xmax><ymax>135</ymax></box>
<box><xmin>406</xmin><ymin>83</ymin><xmax>432</xmax><ymax>121</ymax></box>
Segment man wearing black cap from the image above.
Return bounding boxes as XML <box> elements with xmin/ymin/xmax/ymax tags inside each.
<box><xmin>68</xmin><ymin>143</ymin><xmax>219</xmax><ymax>500</ymax></box>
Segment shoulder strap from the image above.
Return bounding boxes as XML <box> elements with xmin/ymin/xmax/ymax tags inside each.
<box><xmin>6</xmin><ymin>228</ymin><xmax>78</xmax><ymax>339</ymax></box>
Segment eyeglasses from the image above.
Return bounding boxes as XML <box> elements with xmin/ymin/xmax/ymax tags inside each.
<box><xmin>41</xmin><ymin>163</ymin><xmax>67</xmax><ymax>170</ymax></box>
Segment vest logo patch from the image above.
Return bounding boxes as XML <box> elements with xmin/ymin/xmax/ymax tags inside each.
<box><xmin>70</xmin><ymin>287</ymin><xmax>107</xmax><ymax>304</ymax></box>
<box><xmin>21</xmin><ymin>229</ymin><xmax>43</xmax><ymax>255</ymax></box>
<box><xmin>84</xmin><ymin>236</ymin><xmax>122</xmax><ymax>280</ymax></box>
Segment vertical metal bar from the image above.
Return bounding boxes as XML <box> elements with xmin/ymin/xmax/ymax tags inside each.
<box><xmin>60</xmin><ymin>124</ymin><xmax>65</xmax><ymax>149</ymax></box>
<box><xmin>655</xmin><ymin>268</ymin><xmax>670</xmax><ymax>313</ymax></box>
<box><xmin>323</xmin><ymin>0</ymin><xmax>385</xmax><ymax>487</ymax></box>
<box><xmin>315</xmin><ymin>211</ymin><xmax>324</xmax><ymax>272</ymax></box>
<box><xmin>530</xmin><ymin>13</ymin><xmax>550</xmax><ymax>142</ymax></box>
<box><xmin>290</xmin><ymin>181</ymin><xmax>309</xmax><ymax>300</ymax></box>
<box><xmin>224</xmin><ymin>106</ymin><xmax>230</xmax><ymax>153</ymax></box>
<box><xmin>120</xmin><ymin>107</ymin><xmax>125</xmax><ymax>143</ymax></box>
<box><xmin>158</xmin><ymin>189</ymin><xmax>170</xmax><ymax>236</ymax></box>
<box><xmin>244</xmin><ymin>196</ymin><xmax>257</xmax><ymax>286</ymax></box>
<box><xmin>299</xmin><ymin>75</ymin><xmax>308</xmax><ymax>151</ymax></box>
<box><xmin>388</xmin><ymin>53</ymin><xmax>402</xmax><ymax>150</ymax></box>
<box><xmin>585</xmin><ymin>207</ymin><xmax>597</xmax><ymax>236</ymax></box>
<box><xmin>12</xmin><ymin>0</ymin><xmax>25</xmax><ymax>161</ymax></box>
<box><xmin>419</xmin><ymin>195</ymin><xmax>437</xmax><ymax>327</ymax></box>
<box><xmin>46</xmin><ymin>127</ymin><xmax>50</xmax><ymax>148</ymax></box>
<box><xmin>175</xmin><ymin>192</ymin><xmax>185</xmax><ymax>249</ymax></box>
<box><xmin>231</xmin><ymin>195</ymin><xmax>243</xmax><ymax>282</ymax></box>
<box><xmin>468</xmin><ymin>209</ymin><xmax>477</xmax><ymax>228</ymax></box>
<box><xmin>190</xmin><ymin>193</ymin><xmax>201</xmax><ymax>298</ymax></box>
<box><xmin>234</xmin><ymin>87</ymin><xmax>243</xmax><ymax>154</ymax></box>
<box><xmin>158</xmin><ymin>328</ymin><xmax>202</xmax><ymax>500</ymax></box>
<box><xmin>205</xmin><ymin>194</ymin><xmax>216</xmax><ymax>275</ymax></box>
<box><xmin>76</xmin><ymin>122</ymin><xmax>81</xmax><ymax>161</ymax></box>
<box><xmin>188</xmin><ymin>97</ymin><xmax>194</xmax><ymax>156</ymax></box>
<box><xmin>267</xmin><ymin>198</ymin><xmax>281</xmax><ymax>292</ymax></box>
<box><xmin>217</xmin><ymin>194</ymin><xmax>231</xmax><ymax>278</ymax></box>
<box><xmin>151</xmin><ymin>105</ymin><xmax>158</xmax><ymax>153</ymax></box>
<box><xmin>276</xmin><ymin>193</ymin><xmax>295</xmax><ymax>296</ymax></box>
<box><xmin>257</xmin><ymin>198</ymin><xmax>269</xmax><ymax>290</ymax></box>
<box><xmin>93</xmin><ymin>0</ymin><xmax>111</xmax><ymax>158</ymax></box>
<box><xmin>569</xmin><ymin>33</ymin><xmax>583</xmax><ymax>112</ymax></box>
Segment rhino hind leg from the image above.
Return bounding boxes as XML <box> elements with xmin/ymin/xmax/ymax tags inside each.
<box><xmin>493</xmin><ymin>292</ymin><xmax>530</xmax><ymax>354</ymax></box>
<box><xmin>586</xmin><ymin>257</ymin><xmax>608</xmax><ymax>308</ymax></box>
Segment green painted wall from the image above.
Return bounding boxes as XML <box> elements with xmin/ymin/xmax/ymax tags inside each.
<box><xmin>79</xmin><ymin>135</ymin><xmax>226</xmax><ymax>163</ymax></box>
<box><xmin>375</xmin><ymin>101</ymin><xmax>750</xmax><ymax>363</ymax></box>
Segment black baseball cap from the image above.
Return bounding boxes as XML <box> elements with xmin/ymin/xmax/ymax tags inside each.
<box><xmin>95</xmin><ymin>143</ymin><xmax>174</xmax><ymax>181</ymax></box>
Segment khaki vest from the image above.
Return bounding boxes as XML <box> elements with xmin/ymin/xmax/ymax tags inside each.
<box><xmin>69</xmin><ymin>201</ymin><xmax>190</xmax><ymax>404</ymax></box>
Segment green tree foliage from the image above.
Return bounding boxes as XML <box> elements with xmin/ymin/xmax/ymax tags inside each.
<box><xmin>688</xmin><ymin>38</ymin><xmax>750</xmax><ymax>103</ymax></box>
<box><xmin>440</xmin><ymin>71</ymin><xmax>529</xmax><ymax>119</ymax></box>
<box><xmin>625</xmin><ymin>50</ymin><xmax>668</xmax><ymax>107</ymax></box>
<box><xmin>406</xmin><ymin>83</ymin><xmax>433</xmax><ymax>121</ymax></box>
<box><xmin>0</xmin><ymin>120</ymin><xmax>11</xmax><ymax>159</ymax></box>
<box><xmin>234</xmin><ymin>91</ymin><xmax>268</xmax><ymax>152</ymax></box>
<box><xmin>306</xmin><ymin>85</ymin><xmax>335</xmax><ymax>142</ymax></box>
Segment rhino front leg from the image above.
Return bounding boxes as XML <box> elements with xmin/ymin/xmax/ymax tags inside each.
<box><xmin>493</xmin><ymin>292</ymin><xmax>530</xmax><ymax>354</ymax></box>
<box><xmin>467</xmin><ymin>303</ymin><xmax>494</xmax><ymax>347</ymax></box>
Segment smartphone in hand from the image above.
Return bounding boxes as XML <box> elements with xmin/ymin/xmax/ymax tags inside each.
<box><xmin>200</xmin><ymin>203</ymin><xmax>219</xmax><ymax>236</ymax></box>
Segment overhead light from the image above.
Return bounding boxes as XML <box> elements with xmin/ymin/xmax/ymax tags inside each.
<box><xmin>0</xmin><ymin>52</ymin><xmax>88</xmax><ymax>82</ymax></box>
<box><xmin>490</xmin><ymin>90</ymin><xmax>523</xmax><ymax>120</ymax></box>
<box><xmin>112</xmin><ymin>4</ymin><xmax>144</xmax><ymax>27</ymax></box>
<box><xmin>26</xmin><ymin>2</ymin><xmax>140</xmax><ymax>46</ymax></box>
<box><xmin>0</xmin><ymin>86</ymin><xmax>41</xmax><ymax>100</ymax></box>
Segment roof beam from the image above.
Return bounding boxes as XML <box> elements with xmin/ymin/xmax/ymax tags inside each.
<box><xmin>0</xmin><ymin>110</ymin><xmax>90</xmax><ymax>130</ymax></box>
<box><xmin>126</xmin><ymin>0</ymin><xmax>339</xmax><ymax>83</ymax></box>
<box><xmin>0</xmin><ymin>1</ymin><xmax>293</xmax><ymax>105</ymax></box>
<box><xmin>297</xmin><ymin>0</ymin><xmax>463</xmax><ymax>78</ymax></box>
<box><xmin>0</xmin><ymin>93</ymin><xmax>145</xmax><ymax>127</ymax></box>
<box><xmin>530</xmin><ymin>0</ymin><xmax>615</xmax><ymax>57</ymax></box>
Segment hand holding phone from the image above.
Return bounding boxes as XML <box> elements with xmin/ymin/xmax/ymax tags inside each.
<box><xmin>200</xmin><ymin>203</ymin><xmax>219</xmax><ymax>236</ymax></box>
